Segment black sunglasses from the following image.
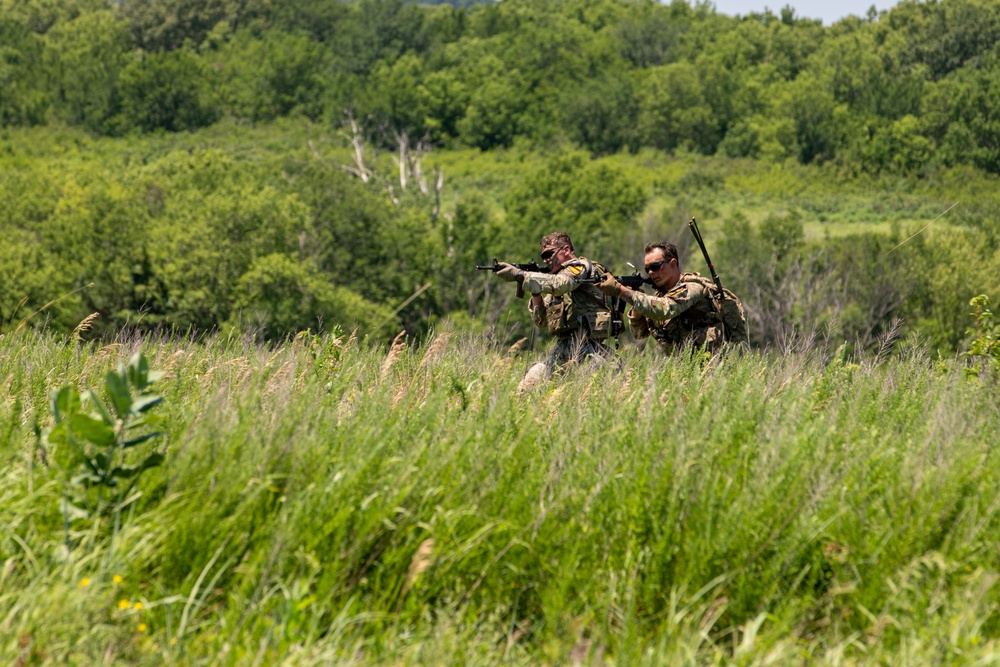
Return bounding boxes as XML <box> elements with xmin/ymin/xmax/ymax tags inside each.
<box><xmin>644</xmin><ymin>260</ymin><xmax>667</xmax><ymax>273</ymax></box>
<box><xmin>540</xmin><ymin>247</ymin><xmax>561</xmax><ymax>261</ymax></box>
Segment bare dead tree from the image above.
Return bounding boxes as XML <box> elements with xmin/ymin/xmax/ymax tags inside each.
<box><xmin>413</xmin><ymin>138</ymin><xmax>431</xmax><ymax>195</ymax></box>
<box><xmin>432</xmin><ymin>166</ymin><xmax>444</xmax><ymax>222</ymax></box>
<box><xmin>392</xmin><ymin>129</ymin><xmax>409</xmax><ymax>189</ymax></box>
<box><xmin>338</xmin><ymin>110</ymin><xmax>372</xmax><ymax>183</ymax></box>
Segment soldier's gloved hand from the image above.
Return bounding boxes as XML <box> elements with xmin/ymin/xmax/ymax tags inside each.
<box><xmin>594</xmin><ymin>271</ymin><xmax>622</xmax><ymax>296</ymax></box>
<box><xmin>495</xmin><ymin>262</ymin><xmax>524</xmax><ymax>283</ymax></box>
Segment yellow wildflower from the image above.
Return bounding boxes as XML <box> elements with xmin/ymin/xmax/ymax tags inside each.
<box><xmin>113</xmin><ymin>575</ymin><xmax>123</xmax><ymax>584</ymax></box>
<box><xmin>118</xmin><ymin>600</ymin><xmax>130</xmax><ymax>610</ymax></box>
<box><xmin>138</xmin><ymin>623</ymin><xmax>147</xmax><ymax>633</ymax></box>
<box><xmin>133</xmin><ymin>601</ymin><xmax>143</xmax><ymax>610</ymax></box>
<box><xmin>78</xmin><ymin>577</ymin><xmax>90</xmax><ymax>589</ymax></box>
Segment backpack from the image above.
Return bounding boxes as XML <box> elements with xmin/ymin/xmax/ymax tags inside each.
<box><xmin>687</xmin><ymin>274</ymin><xmax>748</xmax><ymax>345</ymax></box>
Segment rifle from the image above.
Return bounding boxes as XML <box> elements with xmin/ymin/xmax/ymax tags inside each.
<box><xmin>577</xmin><ymin>271</ymin><xmax>651</xmax><ymax>290</ymax></box>
<box><xmin>688</xmin><ymin>217</ymin><xmax>724</xmax><ymax>295</ymax></box>
<box><xmin>577</xmin><ymin>270</ymin><xmax>652</xmax><ymax>342</ymax></box>
<box><xmin>688</xmin><ymin>217</ymin><xmax>740</xmax><ymax>341</ymax></box>
<box><xmin>475</xmin><ymin>258</ymin><xmax>550</xmax><ymax>298</ymax></box>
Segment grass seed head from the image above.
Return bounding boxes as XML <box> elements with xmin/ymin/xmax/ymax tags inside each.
<box><xmin>381</xmin><ymin>330</ymin><xmax>407</xmax><ymax>380</ymax></box>
<box><xmin>71</xmin><ymin>312</ymin><xmax>100</xmax><ymax>341</ymax></box>
<box><xmin>508</xmin><ymin>337</ymin><xmax>529</xmax><ymax>357</ymax></box>
<box><xmin>419</xmin><ymin>333</ymin><xmax>452</xmax><ymax>370</ymax></box>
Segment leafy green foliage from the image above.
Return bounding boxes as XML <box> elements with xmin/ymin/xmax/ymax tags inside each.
<box><xmin>229</xmin><ymin>254</ymin><xmax>395</xmax><ymax>340</ymax></box>
<box><xmin>0</xmin><ymin>19</ymin><xmax>48</xmax><ymax>125</ymax></box>
<box><xmin>119</xmin><ymin>0</ymin><xmax>268</xmax><ymax>52</ymax></box>
<box><xmin>212</xmin><ymin>28</ymin><xmax>325</xmax><ymax>123</ymax></box>
<box><xmin>503</xmin><ymin>153</ymin><xmax>646</xmax><ymax>259</ymax></box>
<box><xmin>966</xmin><ymin>294</ymin><xmax>1000</xmax><ymax>370</ymax></box>
<box><xmin>41</xmin><ymin>351</ymin><xmax>166</xmax><ymax>513</ymax></box>
<box><xmin>113</xmin><ymin>48</ymin><xmax>221</xmax><ymax>133</ymax></box>
<box><xmin>43</xmin><ymin>8</ymin><xmax>132</xmax><ymax>133</ymax></box>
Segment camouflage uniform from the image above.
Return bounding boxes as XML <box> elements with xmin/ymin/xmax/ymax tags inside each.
<box><xmin>523</xmin><ymin>258</ymin><xmax>614</xmax><ymax>372</ymax></box>
<box><xmin>629</xmin><ymin>272</ymin><xmax>746</xmax><ymax>355</ymax></box>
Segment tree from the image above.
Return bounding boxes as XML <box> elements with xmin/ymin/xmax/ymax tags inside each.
<box><xmin>922</xmin><ymin>63</ymin><xmax>1000</xmax><ymax>174</ymax></box>
<box><xmin>503</xmin><ymin>153</ymin><xmax>647</xmax><ymax>261</ymax></box>
<box><xmin>44</xmin><ymin>9</ymin><xmax>132</xmax><ymax>133</ymax></box>
<box><xmin>0</xmin><ymin>19</ymin><xmax>48</xmax><ymax>126</ymax></box>
<box><xmin>560</xmin><ymin>72</ymin><xmax>639</xmax><ymax>156</ymax></box>
<box><xmin>119</xmin><ymin>0</ymin><xmax>268</xmax><ymax>52</ymax></box>
<box><xmin>457</xmin><ymin>66</ymin><xmax>526</xmax><ymax>150</ymax></box>
<box><xmin>114</xmin><ymin>48</ymin><xmax>220</xmax><ymax>133</ymax></box>
<box><xmin>336</xmin><ymin>0</ymin><xmax>428</xmax><ymax>75</ymax></box>
<box><xmin>213</xmin><ymin>29</ymin><xmax>325</xmax><ymax>123</ymax></box>
<box><xmin>880</xmin><ymin>0</ymin><xmax>1000</xmax><ymax>80</ymax></box>
<box><xmin>637</xmin><ymin>62</ymin><xmax>720</xmax><ymax>154</ymax></box>
<box><xmin>861</xmin><ymin>114</ymin><xmax>934</xmax><ymax>174</ymax></box>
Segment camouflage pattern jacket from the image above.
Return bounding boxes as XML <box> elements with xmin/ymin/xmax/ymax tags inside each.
<box><xmin>523</xmin><ymin>258</ymin><xmax>615</xmax><ymax>340</ymax></box>
<box><xmin>629</xmin><ymin>272</ymin><xmax>745</xmax><ymax>354</ymax></box>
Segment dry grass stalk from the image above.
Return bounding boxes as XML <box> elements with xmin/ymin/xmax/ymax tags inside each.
<box><xmin>98</xmin><ymin>343</ymin><xmax>123</xmax><ymax>358</ymax></box>
<box><xmin>616</xmin><ymin>369</ymin><xmax>634</xmax><ymax>400</ymax></box>
<box><xmin>391</xmin><ymin>385</ymin><xmax>405</xmax><ymax>407</ymax></box>
<box><xmin>419</xmin><ymin>332</ymin><xmax>452</xmax><ymax>370</ymax></box>
<box><xmin>403</xmin><ymin>538</ymin><xmax>435</xmax><ymax>593</ymax></box>
<box><xmin>159</xmin><ymin>350</ymin><xmax>187</xmax><ymax>380</ymax></box>
<box><xmin>71</xmin><ymin>312</ymin><xmax>100</xmax><ymax>341</ymax></box>
<box><xmin>380</xmin><ymin>330</ymin><xmax>407</xmax><ymax>380</ymax></box>
<box><xmin>263</xmin><ymin>360</ymin><xmax>295</xmax><ymax>396</ymax></box>
<box><xmin>507</xmin><ymin>337</ymin><xmax>528</xmax><ymax>357</ymax></box>
<box><xmin>506</xmin><ymin>620</ymin><xmax>532</xmax><ymax>649</ymax></box>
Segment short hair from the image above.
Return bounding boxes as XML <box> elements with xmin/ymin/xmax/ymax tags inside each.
<box><xmin>540</xmin><ymin>232</ymin><xmax>574</xmax><ymax>252</ymax></box>
<box><xmin>644</xmin><ymin>242</ymin><xmax>678</xmax><ymax>263</ymax></box>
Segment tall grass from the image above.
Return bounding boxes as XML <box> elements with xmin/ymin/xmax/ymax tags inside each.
<box><xmin>1</xmin><ymin>330</ymin><xmax>999</xmax><ymax>664</ymax></box>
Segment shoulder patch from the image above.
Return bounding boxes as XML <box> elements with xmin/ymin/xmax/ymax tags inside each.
<box><xmin>566</xmin><ymin>264</ymin><xmax>584</xmax><ymax>276</ymax></box>
<box><xmin>668</xmin><ymin>285</ymin><xmax>687</xmax><ymax>297</ymax></box>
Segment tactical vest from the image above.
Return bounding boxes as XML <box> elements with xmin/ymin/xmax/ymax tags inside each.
<box><xmin>648</xmin><ymin>273</ymin><xmax>748</xmax><ymax>349</ymax></box>
<box><xmin>543</xmin><ymin>258</ymin><xmax>616</xmax><ymax>340</ymax></box>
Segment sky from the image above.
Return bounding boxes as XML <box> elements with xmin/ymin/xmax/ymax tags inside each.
<box><xmin>709</xmin><ymin>0</ymin><xmax>900</xmax><ymax>25</ymax></box>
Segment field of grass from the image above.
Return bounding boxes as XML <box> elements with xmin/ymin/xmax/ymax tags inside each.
<box><xmin>2</xmin><ymin>328</ymin><xmax>1000</xmax><ymax>665</ymax></box>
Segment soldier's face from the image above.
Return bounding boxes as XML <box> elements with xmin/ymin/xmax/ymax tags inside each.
<box><xmin>541</xmin><ymin>244</ymin><xmax>570</xmax><ymax>272</ymax></box>
<box><xmin>644</xmin><ymin>249</ymin><xmax>680</xmax><ymax>290</ymax></box>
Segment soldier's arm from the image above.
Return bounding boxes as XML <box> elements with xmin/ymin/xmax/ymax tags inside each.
<box><xmin>618</xmin><ymin>281</ymin><xmax>706</xmax><ymax>322</ymax></box>
<box><xmin>628</xmin><ymin>308</ymin><xmax>651</xmax><ymax>339</ymax></box>
<box><xmin>528</xmin><ymin>294</ymin><xmax>547</xmax><ymax>328</ymax></box>
<box><xmin>520</xmin><ymin>269</ymin><xmax>578</xmax><ymax>297</ymax></box>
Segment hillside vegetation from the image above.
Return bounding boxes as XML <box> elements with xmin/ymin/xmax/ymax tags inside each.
<box><xmin>3</xmin><ymin>120</ymin><xmax>1000</xmax><ymax>355</ymax></box>
<box><xmin>3</xmin><ymin>0</ymin><xmax>1000</xmax><ymax>353</ymax></box>
<box><xmin>1</xmin><ymin>331</ymin><xmax>999</xmax><ymax>664</ymax></box>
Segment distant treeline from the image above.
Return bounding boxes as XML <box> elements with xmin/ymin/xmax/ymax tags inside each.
<box><xmin>4</xmin><ymin>0</ymin><xmax>1000</xmax><ymax>173</ymax></box>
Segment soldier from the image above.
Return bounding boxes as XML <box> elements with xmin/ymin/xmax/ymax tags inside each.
<box><xmin>594</xmin><ymin>241</ymin><xmax>747</xmax><ymax>355</ymax></box>
<box><xmin>494</xmin><ymin>232</ymin><xmax>616</xmax><ymax>384</ymax></box>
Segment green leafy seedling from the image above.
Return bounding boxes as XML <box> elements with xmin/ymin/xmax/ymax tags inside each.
<box><xmin>42</xmin><ymin>351</ymin><xmax>167</xmax><ymax>517</ymax></box>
